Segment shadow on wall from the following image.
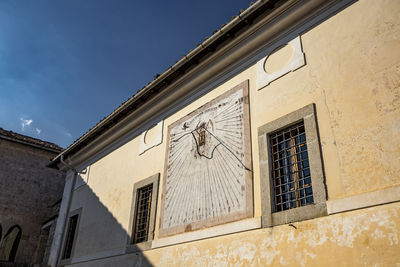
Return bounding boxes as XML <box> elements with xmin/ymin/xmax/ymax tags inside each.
<box><xmin>58</xmin><ymin>174</ymin><xmax>153</xmax><ymax>267</ymax></box>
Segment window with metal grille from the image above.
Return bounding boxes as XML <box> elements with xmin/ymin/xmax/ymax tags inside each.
<box><xmin>62</xmin><ymin>214</ymin><xmax>78</xmax><ymax>259</ymax></box>
<box><xmin>258</xmin><ymin>104</ymin><xmax>326</xmax><ymax>227</ymax></box>
<box><xmin>269</xmin><ymin>121</ymin><xmax>313</xmax><ymax>212</ymax></box>
<box><xmin>133</xmin><ymin>184</ymin><xmax>153</xmax><ymax>244</ymax></box>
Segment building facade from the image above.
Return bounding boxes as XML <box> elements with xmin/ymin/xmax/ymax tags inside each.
<box><xmin>48</xmin><ymin>0</ymin><xmax>400</xmax><ymax>266</ymax></box>
<box><xmin>0</xmin><ymin>128</ymin><xmax>65</xmax><ymax>266</ymax></box>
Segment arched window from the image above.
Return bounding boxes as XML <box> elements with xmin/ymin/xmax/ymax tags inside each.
<box><xmin>0</xmin><ymin>225</ymin><xmax>22</xmax><ymax>262</ymax></box>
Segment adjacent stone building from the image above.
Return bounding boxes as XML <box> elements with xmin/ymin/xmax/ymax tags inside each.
<box><xmin>0</xmin><ymin>128</ymin><xmax>65</xmax><ymax>266</ymax></box>
<box><xmin>48</xmin><ymin>0</ymin><xmax>400</xmax><ymax>266</ymax></box>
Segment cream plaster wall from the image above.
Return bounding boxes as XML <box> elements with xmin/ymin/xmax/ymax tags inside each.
<box><xmin>68</xmin><ymin>202</ymin><xmax>400</xmax><ymax>267</ymax></box>
<box><xmin>302</xmin><ymin>0</ymin><xmax>400</xmax><ymax>197</ymax></box>
<box><xmin>143</xmin><ymin>202</ymin><xmax>400</xmax><ymax>267</ymax></box>
<box><xmin>65</xmin><ymin>0</ymin><xmax>400</xmax><ymax>265</ymax></box>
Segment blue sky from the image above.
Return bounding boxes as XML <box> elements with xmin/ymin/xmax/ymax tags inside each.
<box><xmin>0</xmin><ymin>0</ymin><xmax>251</xmax><ymax>148</ymax></box>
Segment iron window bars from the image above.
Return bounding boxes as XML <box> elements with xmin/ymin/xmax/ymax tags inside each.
<box><xmin>133</xmin><ymin>184</ymin><xmax>153</xmax><ymax>244</ymax></box>
<box><xmin>258</xmin><ymin>104</ymin><xmax>327</xmax><ymax>227</ymax></box>
<box><xmin>269</xmin><ymin>121</ymin><xmax>313</xmax><ymax>212</ymax></box>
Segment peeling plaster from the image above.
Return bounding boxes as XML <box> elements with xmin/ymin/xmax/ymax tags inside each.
<box><xmin>145</xmin><ymin>202</ymin><xmax>400</xmax><ymax>266</ymax></box>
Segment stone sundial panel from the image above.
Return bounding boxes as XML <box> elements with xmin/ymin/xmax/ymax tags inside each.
<box><xmin>159</xmin><ymin>80</ymin><xmax>253</xmax><ymax>237</ymax></box>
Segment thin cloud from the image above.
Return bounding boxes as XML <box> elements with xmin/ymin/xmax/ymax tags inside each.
<box><xmin>20</xmin><ymin>118</ymin><xmax>33</xmax><ymax>131</ymax></box>
<box><xmin>35</xmin><ymin>128</ymin><xmax>41</xmax><ymax>135</ymax></box>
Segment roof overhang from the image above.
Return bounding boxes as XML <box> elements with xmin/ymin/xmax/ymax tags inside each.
<box><xmin>49</xmin><ymin>0</ymin><xmax>338</xmax><ymax>170</ymax></box>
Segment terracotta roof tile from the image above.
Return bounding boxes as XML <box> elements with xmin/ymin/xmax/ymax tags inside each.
<box><xmin>0</xmin><ymin>127</ymin><xmax>63</xmax><ymax>152</ymax></box>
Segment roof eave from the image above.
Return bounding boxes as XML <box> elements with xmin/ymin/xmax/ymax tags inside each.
<box><xmin>49</xmin><ymin>0</ymin><xmax>285</xmax><ymax>169</ymax></box>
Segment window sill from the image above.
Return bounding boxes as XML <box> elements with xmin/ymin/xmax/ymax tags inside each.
<box><xmin>262</xmin><ymin>203</ymin><xmax>327</xmax><ymax>228</ymax></box>
<box><xmin>125</xmin><ymin>240</ymin><xmax>152</xmax><ymax>253</ymax></box>
<box><xmin>151</xmin><ymin>217</ymin><xmax>261</xmax><ymax>249</ymax></box>
<box><xmin>59</xmin><ymin>258</ymin><xmax>72</xmax><ymax>266</ymax></box>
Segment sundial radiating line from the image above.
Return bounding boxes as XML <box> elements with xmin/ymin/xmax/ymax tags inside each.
<box><xmin>212</xmin><ymin>150</ymin><xmax>229</xmax><ymax>217</ymax></box>
<box><xmin>217</xmin><ymin>105</ymin><xmax>243</xmax><ymax>120</ymax></box>
<box><xmin>214</xmin><ymin>150</ymin><xmax>242</xmax><ymax>205</ymax></box>
<box><xmin>165</xmin><ymin>151</ymin><xmax>192</xmax><ymax>211</ymax></box>
<box><xmin>215</xmin><ymin>152</ymin><xmax>238</xmax><ymax>210</ymax></box>
<box><xmin>214</xmin><ymin>99</ymin><xmax>241</xmax><ymax>118</ymax></box>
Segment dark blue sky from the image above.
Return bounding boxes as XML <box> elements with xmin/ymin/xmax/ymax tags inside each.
<box><xmin>0</xmin><ymin>0</ymin><xmax>251</xmax><ymax>148</ymax></box>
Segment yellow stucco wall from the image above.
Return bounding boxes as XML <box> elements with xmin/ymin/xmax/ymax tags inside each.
<box><xmin>143</xmin><ymin>202</ymin><xmax>400</xmax><ymax>267</ymax></box>
<box><xmin>67</xmin><ymin>0</ymin><xmax>400</xmax><ymax>265</ymax></box>
<box><xmin>68</xmin><ymin>202</ymin><xmax>400</xmax><ymax>267</ymax></box>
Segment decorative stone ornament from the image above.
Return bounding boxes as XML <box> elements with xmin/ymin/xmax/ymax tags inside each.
<box><xmin>257</xmin><ymin>36</ymin><xmax>305</xmax><ymax>89</ymax></box>
<box><xmin>138</xmin><ymin>120</ymin><xmax>164</xmax><ymax>155</ymax></box>
<box><xmin>74</xmin><ymin>166</ymin><xmax>91</xmax><ymax>189</ymax></box>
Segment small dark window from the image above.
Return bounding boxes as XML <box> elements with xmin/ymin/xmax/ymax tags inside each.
<box><xmin>0</xmin><ymin>225</ymin><xmax>21</xmax><ymax>262</ymax></box>
<box><xmin>269</xmin><ymin>121</ymin><xmax>313</xmax><ymax>212</ymax></box>
<box><xmin>133</xmin><ymin>184</ymin><xmax>153</xmax><ymax>244</ymax></box>
<box><xmin>62</xmin><ymin>215</ymin><xmax>79</xmax><ymax>259</ymax></box>
<box><xmin>127</xmin><ymin>174</ymin><xmax>159</xmax><ymax>252</ymax></box>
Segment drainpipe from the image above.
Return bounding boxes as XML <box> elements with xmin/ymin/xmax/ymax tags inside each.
<box><xmin>60</xmin><ymin>154</ymin><xmax>78</xmax><ymax>173</ymax></box>
<box><xmin>48</xmin><ymin>155</ymin><xmax>78</xmax><ymax>267</ymax></box>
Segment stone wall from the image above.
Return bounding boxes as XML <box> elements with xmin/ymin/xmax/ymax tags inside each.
<box><xmin>0</xmin><ymin>139</ymin><xmax>64</xmax><ymax>264</ymax></box>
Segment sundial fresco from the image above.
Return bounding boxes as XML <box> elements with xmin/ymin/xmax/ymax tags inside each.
<box><xmin>160</xmin><ymin>80</ymin><xmax>253</xmax><ymax>236</ymax></box>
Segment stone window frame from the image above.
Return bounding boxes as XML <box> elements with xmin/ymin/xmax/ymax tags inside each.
<box><xmin>126</xmin><ymin>173</ymin><xmax>159</xmax><ymax>253</ymax></box>
<box><xmin>258</xmin><ymin>103</ymin><xmax>327</xmax><ymax>227</ymax></box>
<box><xmin>59</xmin><ymin>208</ymin><xmax>82</xmax><ymax>266</ymax></box>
